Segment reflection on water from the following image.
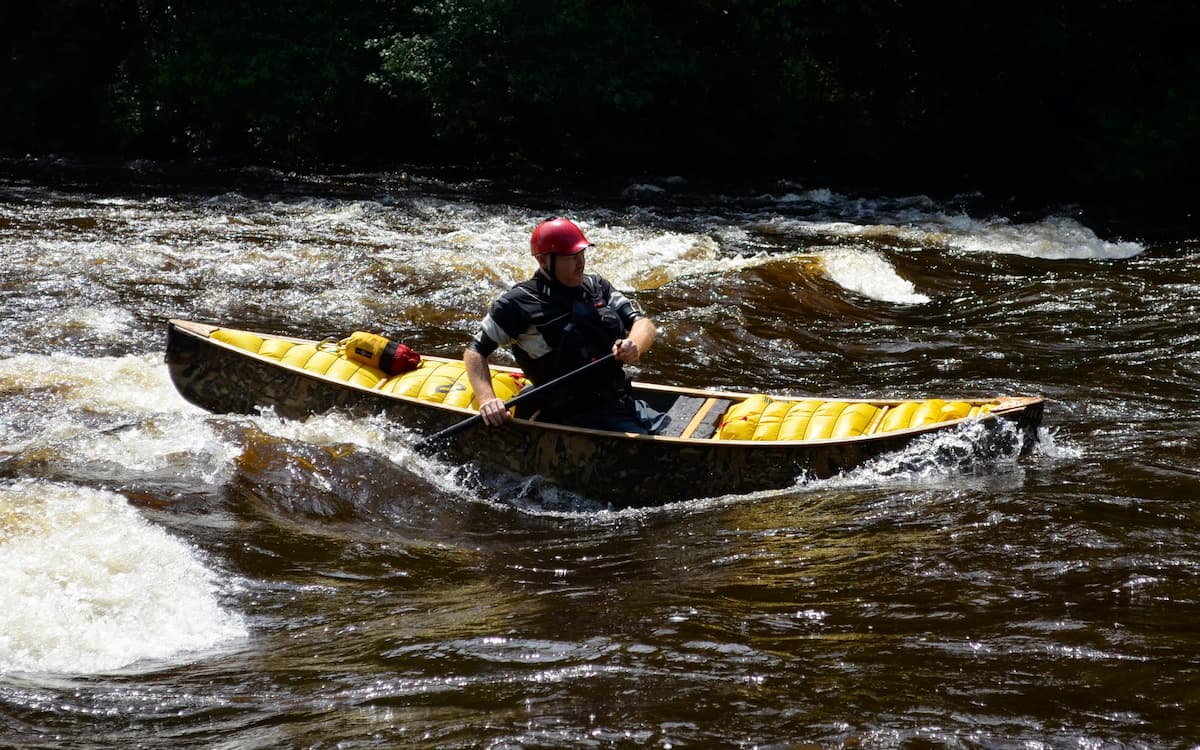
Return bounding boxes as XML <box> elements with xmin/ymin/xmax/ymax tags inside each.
<box><xmin>3</xmin><ymin>161</ymin><xmax>1200</xmax><ymax>747</ymax></box>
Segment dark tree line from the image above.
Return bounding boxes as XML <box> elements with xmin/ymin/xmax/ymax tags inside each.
<box><xmin>3</xmin><ymin>1</ymin><xmax>1197</xmax><ymax>201</ymax></box>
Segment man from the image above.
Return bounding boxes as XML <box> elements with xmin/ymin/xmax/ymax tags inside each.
<box><xmin>463</xmin><ymin>217</ymin><xmax>667</xmax><ymax>434</ymax></box>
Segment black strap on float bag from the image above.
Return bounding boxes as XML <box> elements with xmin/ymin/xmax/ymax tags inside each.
<box><xmin>341</xmin><ymin>331</ymin><xmax>421</xmax><ymax>374</ymax></box>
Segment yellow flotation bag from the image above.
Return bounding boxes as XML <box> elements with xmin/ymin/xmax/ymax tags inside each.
<box><xmin>716</xmin><ymin>395</ymin><xmax>988</xmax><ymax>441</ymax></box>
<box><xmin>377</xmin><ymin>360</ymin><xmax>527</xmax><ymax>410</ymax></box>
<box><xmin>210</xmin><ymin>328</ymin><xmax>528</xmax><ymax>410</ymax></box>
<box><xmin>212</xmin><ymin>329</ymin><xmax>386</xmax><ymax>389</ymax></box>
<box><xmin>718</xmin><ymin>396</ymin><xmax>884</xmax><ymax>441</ymax></box>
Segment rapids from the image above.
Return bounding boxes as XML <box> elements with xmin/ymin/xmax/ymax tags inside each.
<box><xmin>1</xmin><ymin>161</ymin><xmax>1198</xmax><ymax>748</ymax></box>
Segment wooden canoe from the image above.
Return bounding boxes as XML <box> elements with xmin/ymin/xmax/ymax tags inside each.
<box><xmin>165</xmin><ymin>319</ymin><xmax>1044</xmax><ymax>507</ymax></box>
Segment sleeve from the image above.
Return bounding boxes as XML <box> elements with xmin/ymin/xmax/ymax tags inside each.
<box><xmin>465</xmin><ymin>324</ymin><xmax>499</xmax><ymax>356</ymax></box>
<box><xmin>598</xmin><ymin>276</ymin><xmax>646</xmax><ymax>330</ymax></box>
<box><xmin>464</xmin><ymin>292</ymin><xmax>524</xmax><ymax>356</ymax></box>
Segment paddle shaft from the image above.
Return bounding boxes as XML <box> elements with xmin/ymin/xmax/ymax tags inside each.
<box><xmin>416</xmin><ymin>353</ymin><xmax>617</xmax><ymax>452</ymax></box>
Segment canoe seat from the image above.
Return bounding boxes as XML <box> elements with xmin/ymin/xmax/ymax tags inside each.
<box><xmin>714</xmin><ymin>395</ymin><xmax>992</xmax><ymax>441</ymax></box>
<box><xmin>211</xmin><ymin>329</ymin><xmax>528</xmax><ymax>410</ymax></box>
<box><xmin>658</xmin><ymin>396</ymin><xmax>705</xmax><ymax>437</ymax></box>
<box><xmin>658</xmin><ymin>396</ymin><xmax>732</xmax><ymax>439</ymax></box>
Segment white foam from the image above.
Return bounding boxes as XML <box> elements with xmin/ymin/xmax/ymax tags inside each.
<box><xmin>387</xmin><ymin>215</ymin><xmax>760</xmax><ymax>293</ymax></box>
<box><xmin>0</xmin><ymin>352</ymin><xmax>200</xmax><ymax>417</ymax></box>
<box><xmin>756</xmin><ymin>195</ymin><xmax>1144</xmax><ymax>261</ymax></box>
<box><xmin>951</xmin><ymin>216</ymin><xmax>1143</xmax><ymax>260</ymax></box>
<box><xmin>250</xmin><ymin>410</ymin><xmax>474</xmax><ymax>499</ymax></box>
<box><xmin>817</xmin><ymin>248</ymin><xmax>930</xmax><ymax>304</ymax></box>
<box><xmin>0</xmin><ymin>353</ymin><xmax>239</xmax><ymax>485</ymax></box>
<box><xmin>767</xmin><ymin>218</ymin><xmax>931</xmax><ymax>246</ymax></box>
<box><xmin>798</xmin><ymin>420</ymin><xmax>1028</xmax><ymax>490</ymax></box>
<box><xmin>1029</xmin><ymin>426</ymin><xmax>1082</xmax><ymax>460</ymax></box>
<box><xmin>50</xmin><ymin>306</ymin><xmax>136</xmax><ymax>341</ymax></box>
<box><xmin>621</xmin><ymin>183</ymin><xmax>667</xmax><ymax>197</ymax></box>
<box><xmin>767</xmin><ymin>188</ymin><xmax>838</xmax><ymax>205</ymax></box>
<box><xmin>592</xmin><ymin>230</ymin><xmax>727</xmax><ymax>290</ymax></box>
<box><xmin>0</xmin><ymin>481</ymin><xmax>247</xmax><ymax>674</ymax></box>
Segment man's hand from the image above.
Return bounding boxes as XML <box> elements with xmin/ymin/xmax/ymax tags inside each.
<box><xmin>478</xmin><ymin>397</ymin><xmax>512</xmax><ymax>427</ymax></box>
<box><xmin>612</xmin><ymin>338</ymin><xmax>641</xmax><ymax>363</ymax></box>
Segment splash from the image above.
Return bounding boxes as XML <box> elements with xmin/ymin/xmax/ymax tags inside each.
<box><xmin>249</xmin><ymin>409</ymin><xmax>477</xmax><ymax>500</ymax></box>
<box><xmin>0</xmin><ymin>353</ymin><xmax>240</xmax><ymax>486</ymax></box>
<box><xmin>1028</xmin><ymin>426</ymin><xmax>1082</xmax><ymax>460</ymax></box>
<box><xmin>591</xmin><ymin>229</ymin><xmax>734</xmax><ymax>290</ymax></box>
<box><xmin>0</xmin><ymin>352</ymin><xmax>203</xmax><ymax>418</ymax></box>
<box><xmin>816</xmin><ymin>247</ymin><xmax>930</xmax><ymax>304</ymax></box>
<box><xmin>950</xmin><ymin>215</ymin><xmax>1143</xmax><ymax>260</ymax></box>
<box><xmin>346</xmin><ymin>209</ymin><xmax>747</xmax><ymax>295</ymax></box>
<box><xmin>0</xmin><ymin>480</ymin><xmax>247</xmax><ymax>674</ymax></box>
<box><xmin>47</xmin><ymin>306</ymin><xmax>136</xmax><ymax>344</ymax></box>
<box><xmin>798</xmin><ymin>419</ymin><xmax>1032</xmax><ymax>490</ymax></box>
<box><xmin>766</xmin><ymin>201</ymin><xmax>1144</xmax><ymax>261</ymax></box>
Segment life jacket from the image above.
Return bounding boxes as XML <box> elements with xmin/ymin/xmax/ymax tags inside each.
<box><xmin>510</xmin><ymin>274</ymin><xmax>628</xmax><ymax>407</ymax></box>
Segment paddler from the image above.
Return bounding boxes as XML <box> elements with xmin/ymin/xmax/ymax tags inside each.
<box><xmin>463</xmin><ymin>217</ymin><xmax>667</xmax><ymax>434</ymax></box>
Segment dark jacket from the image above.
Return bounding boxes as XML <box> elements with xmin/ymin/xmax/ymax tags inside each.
<box><xmin>466</xmin><ymin>272</ymin><xmax>644</xmax><ymax>416</ymax></box>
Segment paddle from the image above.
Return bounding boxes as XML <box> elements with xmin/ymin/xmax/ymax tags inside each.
<box><xmin>415</xmin><ymin>353</ymin><xmax>616</xmax><ymax>454</ymax></box>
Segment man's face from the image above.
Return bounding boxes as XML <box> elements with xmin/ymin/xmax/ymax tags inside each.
<box><xmin>544</xmin><ymin>251</ymin><xmax>586</xmax><ymax>287</ymax></box>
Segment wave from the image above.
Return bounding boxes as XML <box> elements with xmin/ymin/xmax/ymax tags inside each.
<box><xmin>814</xmin><ymin>247</ymin><xmax>930</xmax><ymax>304</ymax></box>
<box><xmin>0</xmin><ymin>480</ymin><xmax>246</xmax><ymax>674</ymax></box>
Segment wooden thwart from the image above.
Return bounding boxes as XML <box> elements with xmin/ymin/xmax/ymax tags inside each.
<box><xmin>866</xmin><ymin>405</ymin><xmax>889</xmax><ymax>435</ymax></box>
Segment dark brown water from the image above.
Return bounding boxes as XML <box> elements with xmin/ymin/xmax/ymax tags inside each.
<box><xmin>2</xmin><ymin>162</ymin><xmax>1197</xmax><ymax>748</ymax></box>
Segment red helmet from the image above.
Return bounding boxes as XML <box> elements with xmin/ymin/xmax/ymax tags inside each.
<box><xmin>530</xmin><ymin>218</ymin><xmax>592</xmax><ymax>256</ymax></box>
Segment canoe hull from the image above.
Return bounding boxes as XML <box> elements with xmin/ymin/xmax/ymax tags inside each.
<box><xmin>166</xmin><ymin>320</ymin><xmax>1043</xmax><ymax>506</ymax></box>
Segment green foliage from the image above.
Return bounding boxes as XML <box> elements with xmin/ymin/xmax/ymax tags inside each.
<box><xmin>1</xmin><ymin>0</ymin><xmax>135</xmax><ymax>154</ymax></box>
<box><xmin>2</xmin><ymin>0</ymin><xmax>1197</xmax><ymax>198</ymax></box>
<box><xmin>112</xmin><ymin>0</ymin><xmax>415</xmax><ymax>162</ymax></box>
<box><xmin>1</xmin><ymin>0</ymin><xmax>419</xmax><ymax>164</ymax></box>
<box><xmin>370</xmin><ymin>1</ymin><xmax>836</xmax><ymax>171</ymax></box>
<box><xmin>367</xmin><ymin>0</ymin><xmax>1200</xmax><ymax>195</ymax></box>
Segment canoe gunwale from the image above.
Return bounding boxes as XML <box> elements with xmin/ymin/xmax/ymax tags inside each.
<box><xmin>168</xmin><ymin>318</ymin><xmax>1039</xmax><ymax>449</ymax></box>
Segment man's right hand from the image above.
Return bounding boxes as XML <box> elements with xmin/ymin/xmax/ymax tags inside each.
<box><xmin>478</xmin><ymin>397</ymin><xmax>512</xmax><ymax>427</ymax></box>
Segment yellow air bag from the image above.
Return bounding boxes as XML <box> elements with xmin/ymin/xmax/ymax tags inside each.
<box><xmin>302</xmin><ymin>349</ymin><xmax>339</xmax><ymax>375</ymax></box>
<box><xmin>258</xmin><ymin>338</ymin><xmax>297</xmax><ymax>359</ymax></box>
<box><xmin>280</xmin><ymin>344</ymin><xmax>319</xmax><ymax>368</ymax></box>
<box><xmin>378</xmin><ymin>362</ymin><xmax>466</xmax><ymax>403</ymax></box>
<box><xmin>378</xmin><ymin>361</ymin><xmax>527</xmax><ymax>410</ymax></box>
<box><xmin>212</xmin><ymin>329</ymin><xmax>264</xmax><ymax>352</ymax></box>
<box><xmin>833</xmin><ymin>402</ymin><xmax>880</xmax><ymax>438</ymax></box>
<box><xmin>909</xmin><ymin>399</ymin><xmax>945</xmax><ymax>428</ymax></box>
<box><xmin>751</xmin><ymin>399</ymin><xmax>797</xmax><ymax>441</ymax></box>
<box><xmin>717</xmin><ymin>394</ymin><xmax>772</xmax><ymax>441</ymax></box>
<box><xmin>715</xmin><ymin>395</ymin><xmax>986</xmax><ymax>442</ymax></box>
<box><xmin>213</xmin><ymin>330</ymin><xmax>386</xmax><ymax>389</ymax></box>
<box><xmin>804</xmin><ymin>401</ymin><xmax>849</xmax><ymax>440</ymax></box>
<box><xmin>941</xmin><ymin>401</ymin><xmax>972</xmax><ymax>421</ymax></box>
<box><xmin>880</xmin><ymin>401</ymin><xmax>919</xmax><ymax>432</ymax></box>
<box><xmin>485</xmin><ymin>372</ymin><xmax>528</xmax><ymax>404</ymax></box>
<box><xmin>778</xmin><ymin>400</ymin><xmax>823</xmax><ymax>440</ymax></box>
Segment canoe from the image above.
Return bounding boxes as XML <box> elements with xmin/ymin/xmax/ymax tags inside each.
<box><xmin>165</xmin><ymin>319</ymin><xmax>1044</xmax><ymax>506</ymax></box>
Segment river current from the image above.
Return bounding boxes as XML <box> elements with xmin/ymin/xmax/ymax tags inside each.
<box><xmin>1</xmin><ymin>161</ymin><xmax>1197</xmax><ymax>748</ymax></box>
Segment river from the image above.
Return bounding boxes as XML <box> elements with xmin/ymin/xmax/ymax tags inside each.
<box><xmin>1</xmin><ymin>159</ymin><xmax>1197</xmax><ymax>748</ymax></box>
